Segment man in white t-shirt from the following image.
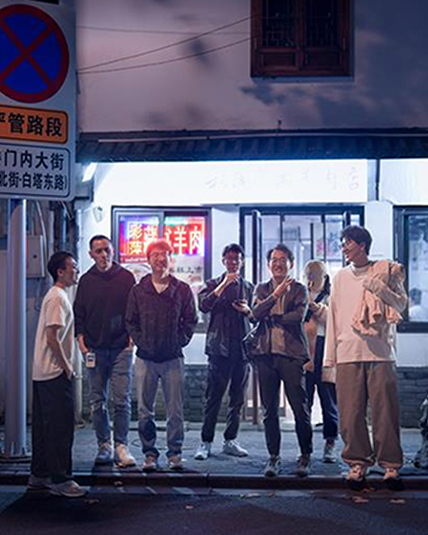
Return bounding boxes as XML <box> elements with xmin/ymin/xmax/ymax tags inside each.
<box><xmin>29</xmin><ymin>251</ymin><xmax>86</xmax><ymax>498</ymax></box>
<box><xmin>324</xmin><ymin>225</ymin><xmax>407</xmax><ymax>490</ymax></box>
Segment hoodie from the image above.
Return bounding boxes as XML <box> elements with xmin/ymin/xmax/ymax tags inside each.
<box><xmin>74</xmin><ymin>261</ymin><xmax>135</xmax><ymax>350</ymax></box>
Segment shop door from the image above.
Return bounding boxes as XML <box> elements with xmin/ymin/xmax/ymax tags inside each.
<box><xmin>240</xmin><ymin>206</ymin><xmax>363</xmax><ymax>424</ymax></box>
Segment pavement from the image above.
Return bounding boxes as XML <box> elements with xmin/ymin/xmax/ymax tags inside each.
<box><xmin>1</xmin><ymin>422</ymin><xmax>428</xmax><ymax>491</ymax></box>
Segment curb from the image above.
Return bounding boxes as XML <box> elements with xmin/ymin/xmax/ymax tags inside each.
<box><xmin>1</xmin><ymin>472</ymin><xmax>428</xmax><ymax>491</ymax></box>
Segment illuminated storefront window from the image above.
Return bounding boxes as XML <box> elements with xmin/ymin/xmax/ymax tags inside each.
<box><xmin>113</xmin><ymin>208</ymin><xmax>210</xmax><ymax>326</ymax></box>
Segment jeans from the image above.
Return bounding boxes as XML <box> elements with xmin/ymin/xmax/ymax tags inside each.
<box><xmin>257</xmin><ymin>355</ymin><xmax>313</xmax><ymax>457</ymax></box>
<box><xmin>305</xmin><ymin>336</ymin><xmax>338</xmax><ymax>441</ymax></box>
<box><xmin>88</xmin><ymin>347</ymin><xmax>133</xmax><ymax>446</ymax></box>
<box><xmin>134</xmin><ymin>356</ymin><xmax>184</xmax><ymax>458</ymax></box>
<box><xmin>31</xmin><ymin>373</ymin><xmax>74</xmax><ymax>483</ymax></box>
<box><xmin>201</xmin><ymin>355</ymin><xmax>249</xmax><ymax>443</ymax></box>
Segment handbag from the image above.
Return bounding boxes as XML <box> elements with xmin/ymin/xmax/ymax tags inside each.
<box><xmin>242</xmin><ymin>319</ymin><xmax>269</xmax><ymax>359</ymax></box>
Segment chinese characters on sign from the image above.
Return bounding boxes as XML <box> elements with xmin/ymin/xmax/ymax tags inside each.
<box><xmin>0</xmin><ymin>144</ymin><xmax>70</xmax><ymax>198</ymax></box>
<box><xmin>0</xmin><ymin>105</ymin><xmax>68</xmax><ymax>144</ymax></box>
<box><xmin>119</xmin><ymin>216</ymin><xmax>205</xmax><ymax>264</ymax></box>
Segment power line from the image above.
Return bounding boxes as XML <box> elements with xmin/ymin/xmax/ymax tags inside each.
<box><xmin>79</xmin><ymin>16</ymin><xmax>250</xmax><ymax>72</ymax></box>
<box><xmin>78</xmin><ymin>37</ymin><xmax>249</xmax><ymax>75</ymax></box>
<box><xmin>78</xmin><ymin>24</ymin><xmax>249</xmax><ymax>36</ymax></box>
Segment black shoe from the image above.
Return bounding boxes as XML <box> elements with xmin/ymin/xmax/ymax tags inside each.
<box><xmin>384</xmin><ymin>468</ymin><xmax>404</xmax><ymax>491</ymax></box>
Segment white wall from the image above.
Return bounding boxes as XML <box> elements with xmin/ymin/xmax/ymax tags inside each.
<box><xmin>381</xmin><ymin>160</ymin><xmax>428</xmax><ymax>205</ymax></box>
<box><xmin>76</xmin><ymin>0</ymin><xmax>428</xmax><ymax>132</ymax></box>
<box><xmin>365</xmin><ymin>201</ymin><xmax>393</xmax><ymax>260</ymax></box>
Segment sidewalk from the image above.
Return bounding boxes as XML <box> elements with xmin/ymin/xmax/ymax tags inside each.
<box><xmin>1</xmin><ymin>423</ymin><xmax>427</xmax><ymax>490</ymax></box>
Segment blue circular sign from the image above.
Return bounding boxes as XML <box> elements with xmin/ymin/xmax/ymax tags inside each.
<box><xmin>0</xmin><ymin>4</ymin><xmax>69</xmax><ymax>103</ymax></box>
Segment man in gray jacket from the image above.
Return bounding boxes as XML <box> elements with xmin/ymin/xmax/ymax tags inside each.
<box><xmin>252</xmin><ymin>243</ymin><xmax>312</xmax><ymax>478</ymax></box>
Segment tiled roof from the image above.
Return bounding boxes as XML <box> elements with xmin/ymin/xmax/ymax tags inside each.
<box><xmin>77</xmin><ymin>129</ymin><xmax>428</xmax><ymax>163</ymax></box>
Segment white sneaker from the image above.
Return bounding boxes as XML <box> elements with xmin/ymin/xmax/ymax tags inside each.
<box><xmin>50</xmin><ymin>480</ymin><xmax>87</xmax><ymax>498</ymax></box>
<box><xmin>27</xmin><ymin>474</ymin><xmax>52</xmax><ymax>490</ymax></box>
<box><xmin>168</xmin><ymin>454</ymin><xmax>183</xmax><ymax>471</ymax></box>
<box><xmin>346</xmin><ymin>463</ymin><xmax>368</xmax><ymax>489</ymax></box>
<box><xmin>346</xmin><ymin>463</ymin><xmax>367</xmax><ymax>482</ymax></box>
<box><xmin>322</xmin><ymin>441</ymin><xmax>337</xmax><ymax>463</ymax></box>
<box><xmin>142</xmin><ymin>454</ymin><xmax>158</xmax><ymax>472</ymax></box>
<box><xmin>95</xmin><ymin>442</ymin><xmax>113</xmax><ymax>465</ymax></box>
<box><xmin>115</xmin><ymin>444</ymin><xmax>136</xmax><ymax>468</ymax></box>
<box><xmin>222</xmin><ymin>439</ymin><xmax>248</xmax><ymax>457</ymax></box>
<box><xmin>194</xmin><ymin>442</ymin><xmax>211</xmax><ymax>461</ymax></box>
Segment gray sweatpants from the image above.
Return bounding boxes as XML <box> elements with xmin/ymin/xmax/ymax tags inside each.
<box><xmin>336</xmin><ymin>361</ymin><xmax>402</xmax><ymax>469</ymax></box>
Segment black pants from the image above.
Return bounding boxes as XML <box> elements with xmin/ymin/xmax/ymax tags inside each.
<box><xmin>257</xmin><ymin>355</ymin><xmax>312</xmax><ymax>457</ymax></box>
<box><xmin>305</xmin><ymin>336</ymin><xmax>338</xmax><ymax>441</ymax></box>
<box><xmin>31</xmin><ymin>373</ymin><xmax>74</xmax><ymax>483</ymax></box>
<box><xmin>201</xmin><ymin>355</ymin><xmax>250</xmax><ymax>443</ymax></box>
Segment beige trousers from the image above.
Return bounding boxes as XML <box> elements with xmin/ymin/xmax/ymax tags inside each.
<box><xmin>336</xmin><ymin>361</ymin><xmax>402</xmax><ymax>469</ymax></box>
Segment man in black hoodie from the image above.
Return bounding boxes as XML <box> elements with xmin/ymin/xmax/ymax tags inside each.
<box><xmin>74</xmin><ymin>235</ymin><xmax>136</xmax><ymax>467</ymax></box>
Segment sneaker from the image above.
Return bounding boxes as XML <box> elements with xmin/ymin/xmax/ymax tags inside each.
<box><xmin>49</xmin><ymin>480</ymin><xmax>87</xmax><ymax>498</ymax></box>
<box><xmin>322</xmin><ymin>441</ymin><xmax>337</xmax><ymax>463</ymax></box>
<box><xmin>264</xmin><ymin>455</ymin><xmax>281</xmax><ymax>477</ymax></box>
<box><xmin>346</xmin><ymin>463</ymin><xmax>367</xmax><ymax>490</ymax></box>
<box><xmin>115</xmin><ymin>444</ymin><xmax>136</xmax><ymax>468</ymax></box>
<box><xmin>222</xmin><ymin>439</ymin><xmax>248</xmax><ymax>457</ymax></box>
<box><xmin>383</xmin><ymin>468</ymin><xmax>404</xmax><ymax>491</ymax></box>
<box><xmin>168</xmin><ymin>454</ymin><xmax>183</xmax><ymax>471</ymax></box>
<box><xmin>194</xmin><ymin>442</ymin><xmax>211</xmax><ymax>461</ymax></box>
<box><xmin>296</xmin><ymin>454</ymin><xmax>311</xmax><ymax>477</ymax></box>
<box><xmin>27</xmin><ymin>474</ymin><xmax>52</xmax><ymax>490</ymax></box>
<box><xmin>142</xmin><ymin>454</ymin><xmax>158</xmax><ymax>472</ymax></box>
<box><xmin>95</xmin><ymin>442</ymin><xmax>113</xmax><ymax>465</ymax></box>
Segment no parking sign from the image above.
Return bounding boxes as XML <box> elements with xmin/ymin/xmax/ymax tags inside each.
<box><xmin>0</xmin><ymin>0</ymin><xmax>75</xmax><ymax>200</ymax></box>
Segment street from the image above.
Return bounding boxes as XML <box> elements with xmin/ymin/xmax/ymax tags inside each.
<box><xmin>0</xmin><ymin>486</ymin><xmax>427</xmax><ymax>535</ymax></box>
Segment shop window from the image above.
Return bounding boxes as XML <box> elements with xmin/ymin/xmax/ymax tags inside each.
<box><xmin>251</xmin><ymin>0</ymin><xmax>351</xmax><ymax>77</ymax></box>
<box><xmin>395</xmin><ymin>207</ymin><xmax>428</xmax><ymax>333</ymax></box>
<box><xmin>112</xmin><ymin>207</ymin><xmax>211</xmax><ymax>330</ymax></box>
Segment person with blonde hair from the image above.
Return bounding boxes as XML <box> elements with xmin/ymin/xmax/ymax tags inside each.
<box><xmin>303</xmin><ymin>260</ymin><xmax>338</xmax><ymax>463</ymax></box>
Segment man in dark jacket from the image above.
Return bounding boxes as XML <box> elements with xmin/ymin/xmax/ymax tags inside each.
<box><xmin>252</xmin><ymin>243</ymin><xmax>312</xmax><ymax>478</ymax></box>
<box><xmin>194</xmin><ymin>244</ymin><xmax>254</xmax><ymax>461</ymax></box>
<box><xmin>126</xmin><ymin>239</ymin><xmax>198</xmax><ymax>472</ymax></box>
<box><xmin>74</xmin><ymin>235</ymin><xmax>136</xmax><ymax>467</ymax></box>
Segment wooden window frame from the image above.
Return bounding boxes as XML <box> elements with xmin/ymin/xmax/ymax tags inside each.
<box><xmin>251</xmin><ymin>0</ymin><xmax>351</xmax><ymax>77</ymax></box>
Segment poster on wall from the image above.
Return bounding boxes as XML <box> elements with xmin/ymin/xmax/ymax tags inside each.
<box><xmin>115</xmin><ymin>210</ymin><xmax>208</xmax><ymax>322</ymax></box>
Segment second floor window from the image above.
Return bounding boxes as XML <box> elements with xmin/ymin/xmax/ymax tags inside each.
<box><xmin>251</xmin><ymin>0</ymin><xmax>351</xmax><ymax>77</ymax></box>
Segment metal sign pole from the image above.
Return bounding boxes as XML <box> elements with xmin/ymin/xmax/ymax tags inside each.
<box><xmin>4</xmin><ymin>199</ymin><xmax>28</xmax><ymax>458</ymax></box>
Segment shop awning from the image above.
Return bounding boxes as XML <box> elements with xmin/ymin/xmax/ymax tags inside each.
<box><xmin>77</xmin><ymin>128</ymin><xmax>428</xmax><ymax>163</ymax></box>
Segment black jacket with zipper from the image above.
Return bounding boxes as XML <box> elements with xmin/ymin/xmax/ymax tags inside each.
<box><xmin>198</xmin><ymin>274</ymin><xmax>254</xmax><ymax>359</ymax></box>
<box><xmin>125</xmin><ymin>274</ymin><xmax>198</xmax><ymax>362</ymax></box>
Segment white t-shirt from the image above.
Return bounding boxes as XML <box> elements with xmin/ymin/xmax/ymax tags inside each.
<box><xmin>32</xmin><ymin>286</ymin><xmax>75</xmax><ymax>381</ymax></box>
<box><xmin>324</xmin><ymin>264</ymin><xmax>397</xmax><ymax>366</ymax></box>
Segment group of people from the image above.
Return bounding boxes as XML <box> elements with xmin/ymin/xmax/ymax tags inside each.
<box><xmin>29</xmin><ymin>224</ymin><xmax>408</xmax><ymax>498</ymax></box>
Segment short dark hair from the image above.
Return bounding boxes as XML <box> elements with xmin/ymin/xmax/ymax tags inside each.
<box><xmin>47</xmin><ymin>251</ymin><xmax>75</xmax><ymax>282</ymax></box>
<box><xmin>146</xmin><ymin>239</ymin><xmax>173</xmax><ymax>259</ymax></box>
<box><xmin>340</xmin><ymin>225</ymin><xmax>372</xmax><ymax>255</ymax></box>
<box><xmin>89</xmin><ymin>235</ymin><xmax>111</xmax><ymax>250</ymax></box>
<box><xmin>266</xmin><ymin>243</ymin><xmax>294</xmax><ymax>264</ymax></box>
<box><xmin>222</xmin><ymin>243</ymin><xmax>245</xmax><ymax>259</ymax></box>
